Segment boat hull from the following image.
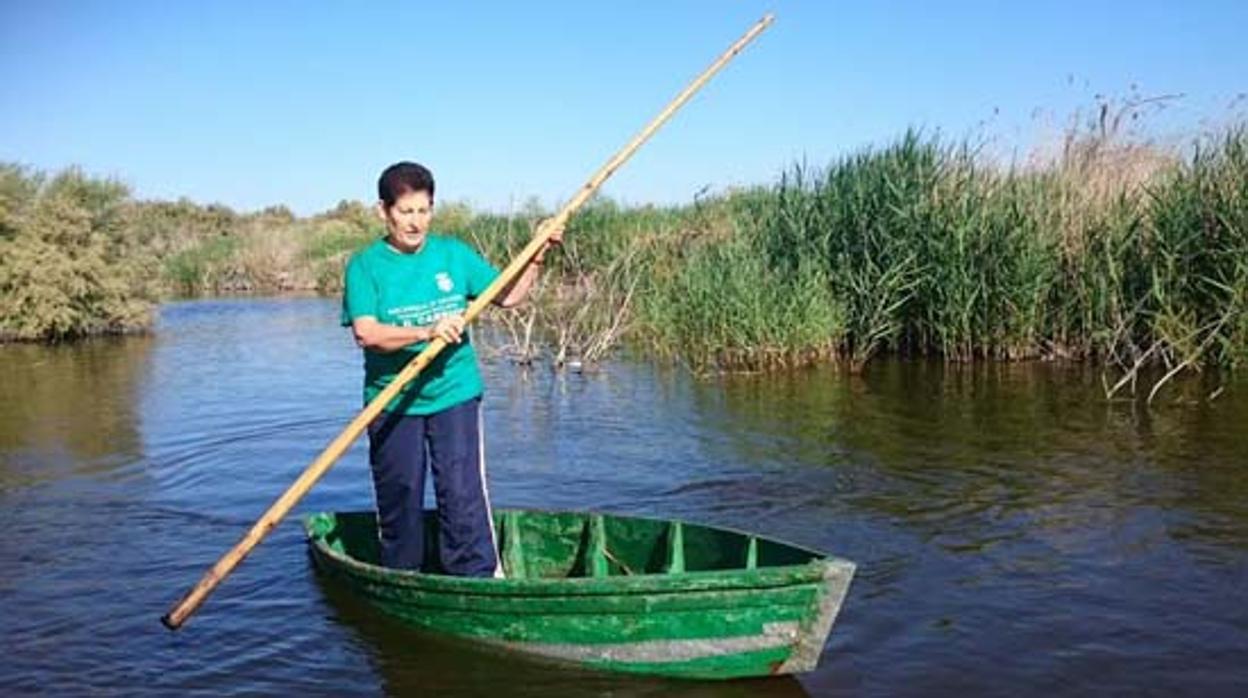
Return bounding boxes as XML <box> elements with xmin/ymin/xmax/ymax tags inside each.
<box><xmin>306</xmin><ymin>510</ymin><xmax>854</xmax><ymax>679</ymax></box>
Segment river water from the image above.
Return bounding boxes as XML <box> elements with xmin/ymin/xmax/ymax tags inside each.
<box><xmin>2</xmin><ymin>297</ymin><xmax>1246</xmax><ymax>696</ymax></box>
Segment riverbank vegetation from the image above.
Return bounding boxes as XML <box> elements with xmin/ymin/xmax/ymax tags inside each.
<box><xmin>471</xmin><ymin>120</ymin><xmax>1248</xmax><ymax>403</ymax></box>
<box><xmin>3</xmin><ymin>117</ymin><xmax>1245</xmax><ymax>400</ymax></box>
<box><xmin>0</xmin><ymin>166</ymin><xmax>158</xmax><ymax>341</ymax></box>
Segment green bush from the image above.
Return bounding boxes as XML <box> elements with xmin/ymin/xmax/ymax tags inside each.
<box><xmin>0</xmin><ymin>167</ymin><xmax>156</xmax><ymax>341</ymax></box>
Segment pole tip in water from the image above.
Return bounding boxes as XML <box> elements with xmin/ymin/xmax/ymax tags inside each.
<box><xmin>160</xmin><ymin>613</ymin><xmax>182</xmax><ymax>631</ymax></box>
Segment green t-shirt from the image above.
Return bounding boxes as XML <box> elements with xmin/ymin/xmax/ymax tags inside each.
<box><xmin>341</xmin><ymin>235</ymin><xmax>500</xmax><ymax>415</ymax></box>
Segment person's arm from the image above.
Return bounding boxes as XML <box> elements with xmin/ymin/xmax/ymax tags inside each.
<box><xmin>493</xmin><ymin>252</ymin><xmax>547</xmax><ymax>308</ymax></box>
<box><xmin>351</xmin><ymin>315</ymin><xmax>467</xmax><ymax>352</ymax></box>
<box><xmin>494</xmin><ymin>222</ymin><xmax>564</xmax><ymax>308</ymax></box>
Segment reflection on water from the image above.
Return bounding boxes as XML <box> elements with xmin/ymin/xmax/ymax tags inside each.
<box><xmin>701</xmin><ymin>361</ymin><xmax>1248</xmax><ymax>553</ymax></box>
<box><xmin>313</xmin><ymin>571</ymin><xmax>812</xmax><ymax>698</ymax></box>
<box><xmin>1</xmin><ymin>297</ymin><xmax>1246</xmax><ymax>696</ymax></box>
<box><xmin>0</xmin><ymin>337</ymin><xmax>151</xmax><ymax>489</ymax></box>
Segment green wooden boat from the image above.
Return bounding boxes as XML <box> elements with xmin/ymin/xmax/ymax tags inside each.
<box><xmin>305</xmin><ymin>509</ymin><xmax>855</xmax><ymax>680</ymax></box>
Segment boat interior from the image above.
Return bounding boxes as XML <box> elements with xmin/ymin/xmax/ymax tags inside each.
<box><xmin>309</xmin><ymin>510</ymin><xmax>822</xmax><ymax>578</ymax></box>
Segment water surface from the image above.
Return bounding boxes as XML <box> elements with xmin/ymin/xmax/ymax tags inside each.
<box><xmin>2</xmin><ymin>298</ymin><xmax>1246</xmax><ymax>696</ymax></box>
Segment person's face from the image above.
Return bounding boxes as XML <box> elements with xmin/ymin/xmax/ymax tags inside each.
<box><xmin>379</xmin><ymin>190</ymin><xmax>434</xmax><ymax>252</ymax></box>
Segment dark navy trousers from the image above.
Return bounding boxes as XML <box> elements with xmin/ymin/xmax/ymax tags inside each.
<box><xmin>366</xmin><ymin>397</ymin><xmax>499</xmax><ymax>576</ymax></box>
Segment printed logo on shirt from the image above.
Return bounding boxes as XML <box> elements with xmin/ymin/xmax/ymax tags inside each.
<box><xmin>390</xmin><ymin>298</ymin><xmax>466</xmax><ymax>325</ymax></box>
<box><xmin>435</xmin><ymin>272</ymin><xmax>454</xmax><ymax>293</ymax></box>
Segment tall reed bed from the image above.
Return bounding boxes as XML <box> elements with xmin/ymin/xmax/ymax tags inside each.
<box><xmin>638</xmin><ymin>125</ymin><xmax>1246</xmax><ymax>398</ymax></box>
<box><xmin>1116</xmin><ymin>128</ymin><xmax>1248</xmax><ymax>398</ymax></box>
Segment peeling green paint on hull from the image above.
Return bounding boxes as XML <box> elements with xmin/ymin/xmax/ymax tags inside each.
<box><xmin>305</xmin><ymin>510</ymin><xmax>855</xmax><ymax>680</ymax></box>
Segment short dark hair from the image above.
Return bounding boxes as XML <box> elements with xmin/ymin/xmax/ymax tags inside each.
<box><xmin>378</xmin><ymin>162</ymin><xmax>435</xmax><ymax>208</ymax></box>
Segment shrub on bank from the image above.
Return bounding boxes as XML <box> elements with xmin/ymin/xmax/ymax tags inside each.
<box><xmin>0</xmin><ymin>166</ymin><xmax>157</xmax><ymax>341</ymax></box>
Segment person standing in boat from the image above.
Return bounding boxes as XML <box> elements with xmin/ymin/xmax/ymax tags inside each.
<box><xmin>341</xmin><ymin>161</ymin><xmax>559</xmax><ymax>576</ymax></box>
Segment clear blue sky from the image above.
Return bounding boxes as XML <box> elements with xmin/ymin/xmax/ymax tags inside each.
<box><xmin>2</xmin><ymin>1</ymin><xmax>1245</xmax><ymax>215</ymax></box>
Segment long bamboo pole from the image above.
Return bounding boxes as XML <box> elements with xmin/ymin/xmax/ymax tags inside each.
<box><xmin>162</xmin><ymin>13</ymin><xmax>774</xmax><ymax>630</ymax></box>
